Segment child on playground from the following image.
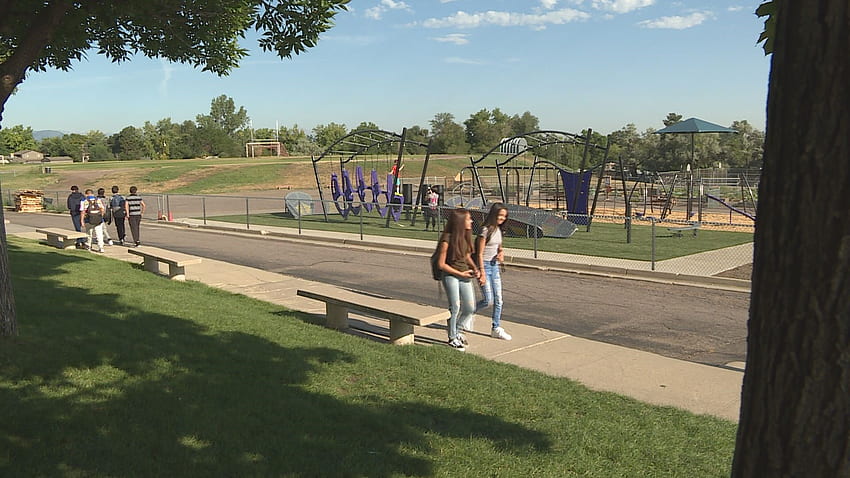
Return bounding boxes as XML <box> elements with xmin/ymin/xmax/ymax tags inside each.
<box><xmin>476</xmin><ymin>203</ymin><xmax>512</xmax><ymax>341</ymax></box>
<box><xmin>436</xmin><ymin>208</ymin><xmax>484</xmax><ymax>351</ymax></box>
<box><xmin>424</xmin><ymin>186</ymin><xmax>439</xmax><ymax>231</ymax></box>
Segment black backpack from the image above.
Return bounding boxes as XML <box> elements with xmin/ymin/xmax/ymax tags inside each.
<box><xmin>430</xmin><ymin>247</ymin><xmax>443</xmax><ymax>281</ymax></box>
<box><xmin>110</xmin><ymin>195</ymin><xmax>126</xmax><ymax>218</ymax></box>
<box><xmin>85</xmin><ymin>198</ymin><xmax>103</xmax><ymax>224</ymax></box>
<box><xmin>430</xmin><ymin>237</ymin><xmax>447</xmax><ymax>281</ymax></box>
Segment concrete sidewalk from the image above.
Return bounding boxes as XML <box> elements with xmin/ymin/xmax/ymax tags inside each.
<box><xmin>7</xmin><ymin>219</ymin><xmax>744</xmax><ymax>422</ymax></box>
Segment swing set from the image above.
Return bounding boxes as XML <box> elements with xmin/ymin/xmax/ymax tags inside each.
<box><xmin>311</xmin><ymin>129</ymin><xmax>431</xmax><ymax>223</ymax></box>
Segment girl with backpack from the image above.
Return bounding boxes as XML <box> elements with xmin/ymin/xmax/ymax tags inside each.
<box><xmin>476</xmin><ymin>203</ymin><xmax>512</xmax><ymax>341</ymax></box>
<box><xmin>435</xmin><ymin>208</ymin><xmax>483</xmax><ymax>351</ymax></box>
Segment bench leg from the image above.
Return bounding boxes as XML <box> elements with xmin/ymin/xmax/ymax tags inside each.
<box><xmin>389</xmin><ymin>320</ymin><xmax>415</xmax><ymax>345</ymax></box>
<box><xmin>325</xmin><ymin>303</ymin><xmax>349</xmax><ymax>330</ymax></box>
<box><xmin>44</xmin><ymin>234</ymin><xmax>66</xmax><ymax>249</ymax></box>
<box><xmin>143</xmin><ymin>257</ymin><xmax>160</xmax><ymax>275</ymax></box>
<box><xmin>59</xmin><ymin>238</ymin><xmax>78</xmax><ymax>249</ymax></box>
<box><xmin>167</xmin><ymin>264</ymin><xmax>187</xmax><ymax>281</ymax></box>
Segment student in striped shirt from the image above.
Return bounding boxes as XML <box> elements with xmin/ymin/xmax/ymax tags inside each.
<box><xmin>125</xmin><ymin>186</ymin><xmax>146</xmax><ymax>247</ymax></box>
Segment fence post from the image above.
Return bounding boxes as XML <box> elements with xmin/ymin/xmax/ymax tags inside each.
<box><xmin>533</xmin><ymin>210</ymin><xmax>539</xmax><ymax>259</ymax></box>
<box><xmin>298</xmin><ymin>200</ymin><xmax>302</xmax><ymax>234</ymax></box>
<box><xmin>650</xmin><ymin>217</ymin><xmax>656</xmax><ymax>271</ymax></box>
<box><xmin>359</xmin><ymin>207</ymin><xmax>364</xmax><ymax>241</ymax></box>
<box><xmin>245</xmin><ymin>198</ymin><xmax>250</xmax><ymax>230</ymax></box>
<box><xmin>202</xmin><ymin>197</ymin><xmax>207</xmax><ymax>225</ymax></box>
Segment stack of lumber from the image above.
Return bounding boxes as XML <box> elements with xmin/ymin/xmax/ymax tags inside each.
<box><xmin>14</xmin><ymin>189</ymin><xmax>44</xmax><ymax>212</ymax></box>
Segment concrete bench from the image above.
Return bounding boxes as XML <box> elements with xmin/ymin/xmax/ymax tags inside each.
<box><xmin>668</xmin><ymin>223</ymin><xmax>701</xmax><ymax>237</ymax></box>
<box><xmin>36</xmin><ymin>227</ymin><xmax>87</xmax><ymax>249</ymax></box>
<box><xmin>297</xmin><ymin>287</ymin><xmax>446</xmax><ymax>345</ymax></box>
<box><xmin>128</xmin><ymin>246</ymin><xmax>202</xmax><ymax>281</ymax></box>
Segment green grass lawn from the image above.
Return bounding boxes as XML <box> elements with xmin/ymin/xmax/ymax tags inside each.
<box><xmin>211</xmin><ymin>210</ymin><xmax>753</xmax><ymax>261</ymax></box>
<box><xmin>0</xmin><ymin>237</ymin><xmax>736</xmax><ymax>476</ymax></box>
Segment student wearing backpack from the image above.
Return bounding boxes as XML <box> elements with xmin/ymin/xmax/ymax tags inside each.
<box><xmin>109</xmin><ymin>186</ymin><xmax>127</xmax><ymax>245</ymax></box>
<box><xmin>96</xmin><ymin>188</ymin><xmax>114</xmax><ymax>246</ymax></box>
<box><xmin>435</xmin><ymin>208</ymin><xmax>483</xmax><ymax>351</ymax></box>
<box><xmin>67</xmin><ymin>185</ymin><xmax>87</xmax><ymax>248</ymax></box>
<box><xmin>80</xmin><ymin>189</ymin><xmax>106</xmax><ymax>253</ymax></box>
<box><xmin>476</xmin><ymin>203</ymin><xmax>512</xmax><ymax>341</ymax></box>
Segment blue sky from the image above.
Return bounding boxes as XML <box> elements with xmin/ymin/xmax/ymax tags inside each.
<box><xmin>3</xmin><ymin>0</ymin><xmax>769</xmax><ymax>137</ymax></box>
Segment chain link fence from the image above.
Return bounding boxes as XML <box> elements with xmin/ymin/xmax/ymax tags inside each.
<box><xmin>23</xmin><ymin>190</ymin><xmax>754</xmax><ymax>280</ymax></box>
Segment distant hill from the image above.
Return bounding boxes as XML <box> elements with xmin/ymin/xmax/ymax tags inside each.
<box><xmin>34</xmin><ymin>130</ymin><xmax>64</xmax><ymax>141</ymax></box>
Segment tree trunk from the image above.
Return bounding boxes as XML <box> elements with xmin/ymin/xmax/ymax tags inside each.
<box><xmin>731</xmin><ymin>2</ymin><xmax>850</xmax><ymax>476</ymax></box>
<box><xmin>0</xmin><ymin>183</ymin><xmax>17</xmax><ymax>338</ymax></box>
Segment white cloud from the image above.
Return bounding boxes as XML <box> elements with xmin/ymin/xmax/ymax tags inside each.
<box><xmin>422</xmin><ymin>8</ymin><xmax>589</xmax><ymax>30</ymax></box>
<box><xmin>592</xmin><ymin>0</ymin><xmax>654</xmax><ymax>14</ymax></box>
<box><xmin>727</xmin><ymin>6</ymin><xmax>745</xmax><ymax>12</ymax></box>
<box><xmin>432</xmin><ymin>33</ymin><xmax>470</xmax><ymax>45</ymax></box>
<box><xmin>365</xmin><ymin>6</ymin><xmax>383</xmax><ymax>20</ymax></box>
<box><xmin>444</xmin><ymin>56</ymin><xmax>486</xmax><ymax>65</ymax></box>
<box><xmin>364</xmin><ymin>0</ymin><xmax>412</xmax><ymax>20</ymax></box>
<box><xmin>540</xmin><ymin>0</ymin><xmax>558</xmax><ymax>9</ymax></box>
<box><xmin>638</xmin><ymin>11</ymin><xmax>712</xmax><ymax>29</ymax></box>
<box><xmin>159</xmin><ymin>59</ymin><xmax>174</xmax><ymax>96</ymax></box>
<box><xmin>381</xmin><ymin>0</ymin><xmax>411</xmax><ymax>11</ymax></box>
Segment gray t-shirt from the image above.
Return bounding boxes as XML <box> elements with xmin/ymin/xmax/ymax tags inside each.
<box><xmin>479</xmin><ymin>226</ymin><xmax>502</xmax><ymax>262</ymax></box>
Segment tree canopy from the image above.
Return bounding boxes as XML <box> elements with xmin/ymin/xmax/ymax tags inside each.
<box><xmin>0</xmin><ymin>0</ymin><xmax>350</xmax><ymax>126</ymax></box>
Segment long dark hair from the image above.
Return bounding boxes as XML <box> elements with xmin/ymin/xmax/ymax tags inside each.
<box><xmin>441</xmin><ymin>208</ymin><xmax>473</xmax><ymax>262</ymax></box>
<box><xmin>481</xmin><ymin>203</ymin><xmax>508</xmax><ymax>241</ymax></box>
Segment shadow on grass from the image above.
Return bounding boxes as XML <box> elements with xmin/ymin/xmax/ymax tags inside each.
<box><xmin>1</xmin><ymin>242</ymin><xmax>550</xmax><ymax>477</ymax></box>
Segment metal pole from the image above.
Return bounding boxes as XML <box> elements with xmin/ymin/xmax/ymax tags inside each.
<box><xmin>650</xmin><ymin>217</ymin><xmax>656</xmax><ymax>271</ymax></box>
<box><xmin>533</xmin><ymin>210</ymin><xmax>538</xmax><ymax>259</ymax></box>
<box><xmin>202</xmin><ymin>197</ymin><xmax>207</xmax><ymax>225</ymax></box>
<box><xmin>359</xmin><ymin>207</ymin><xmax>364</xmax><ymax>240</ymax></box>
<box><xmin>245</xmin><ymin>198</ymin><xmax>250</xmax><ymax>230</ymax></box>
<box><xmin>298</xmin><ymin>200</ymin><xmax>302</xmax><ymax>234</ymax></box>
<box><xmin>385</xmin><ymin>128</ymin><xmax>407</xmax><ymax>228</ymax></box>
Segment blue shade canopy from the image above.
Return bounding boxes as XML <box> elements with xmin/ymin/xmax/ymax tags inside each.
<box><xmin>654</xmin><ymin>117</ymin><xmax>737</xmax><ymax>134</ymax></box>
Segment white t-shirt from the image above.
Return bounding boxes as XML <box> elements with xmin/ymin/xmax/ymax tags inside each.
<box><xmin>427</xmin><ymin>191</ymin><xmax>438</xmax><ymax>209</ymax></box>
<box><xmin>478</xmin><ymin>226</ymin><xmax>502</xmax><ymax>261</ymax></box>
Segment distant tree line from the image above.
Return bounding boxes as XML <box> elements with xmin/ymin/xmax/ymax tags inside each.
<box><xmin>0</xmin><ymin>97</ymin><xmax>763</xmax><ymax>173</ymax></box>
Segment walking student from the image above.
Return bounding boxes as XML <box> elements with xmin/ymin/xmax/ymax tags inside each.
<box><xmin>125</xmin><ymin>186</ymin><xmax>146</xmax><ymax>247</ymax></box>
<box><xmin>96</xmin><ymin>188</ymin><xmax>114</xmax><ymax>246</ymax></box>
<box><xmin>66</xmin><ymin>185</ymin><xmax>86</xmax><ymax>248</ymax></box>
<box><xmin>109</xmin><ymin>186</ymin><xmax>127</xmax><ymax>245</ymax></box>
<box><xmin>476</xmin><ymin>203</ymin><xmax>512</xmax><ymax>341</ymax></box>
<box><xmin>435</xmin><ymin>208</ymin><xmax>484</xmax><ymax>351</ymax></box>
<box><xmin>80</xmin><ymin>189</ymin><xmax>106</xmax><ymax>253</ymax></box>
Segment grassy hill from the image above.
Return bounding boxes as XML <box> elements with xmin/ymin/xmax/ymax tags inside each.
<box><xmin>0</xmin><ymin>155</ymin><xmax>480</xmax><ymax>196</ymax></box>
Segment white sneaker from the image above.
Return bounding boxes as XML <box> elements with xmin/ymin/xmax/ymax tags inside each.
<box><xmin>457</xmin><ymin>333</ymin><xmax>468</xmax><ymax>346</ymax></box>
<box><xmin>107</xmin><ymin>240</ymin><xmax>114</xmax><ymax>246</ymax></box>
<box><xmin>491</xmin><ymin>327</ymin><xmax>512</xmax><ymax>341</ymax></box>
<box><xmin>448</xmin><ymin>338</ymin><xmax>466</xmax><ymax>351</ymax></box>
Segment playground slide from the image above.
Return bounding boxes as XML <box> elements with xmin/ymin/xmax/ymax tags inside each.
<box><xmin>705</xmin><ymin>193</ymin><xmax>756</xmax><ymax>220</ymax></box>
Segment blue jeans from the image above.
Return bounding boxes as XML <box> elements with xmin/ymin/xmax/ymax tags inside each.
<box><xmin>70</xmin><ymin>213</ymin><xmax>86</xmax><ymax>245</ymax></box>
<box><xmin>441</xmin><ymin>274</ymin><xmax>475</xmax><ymax>340</ymax></box>
<box><xmin>477</xmin><ymin>259</ymin><xmax>503</xmax><ymax>329</ymax></box>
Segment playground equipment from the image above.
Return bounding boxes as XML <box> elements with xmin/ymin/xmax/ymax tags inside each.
<box><xmin>311</xmin><ymin>129</ymin><xmax>431</xmax><ymax>224</ymax></box>
<box><xmin>284</xmin><ymin>191</ymin><xmax>313</xmax><ymax>219</ymax></box>
<box><xmin>462</xmin><ymin>130</ymin><xmax>611</xmax><ymax>237</ymax></box>
<box><xmin>705</xmin><ymin>193</ymin><xmax>756</xmax><ymax>221</ymax></box>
